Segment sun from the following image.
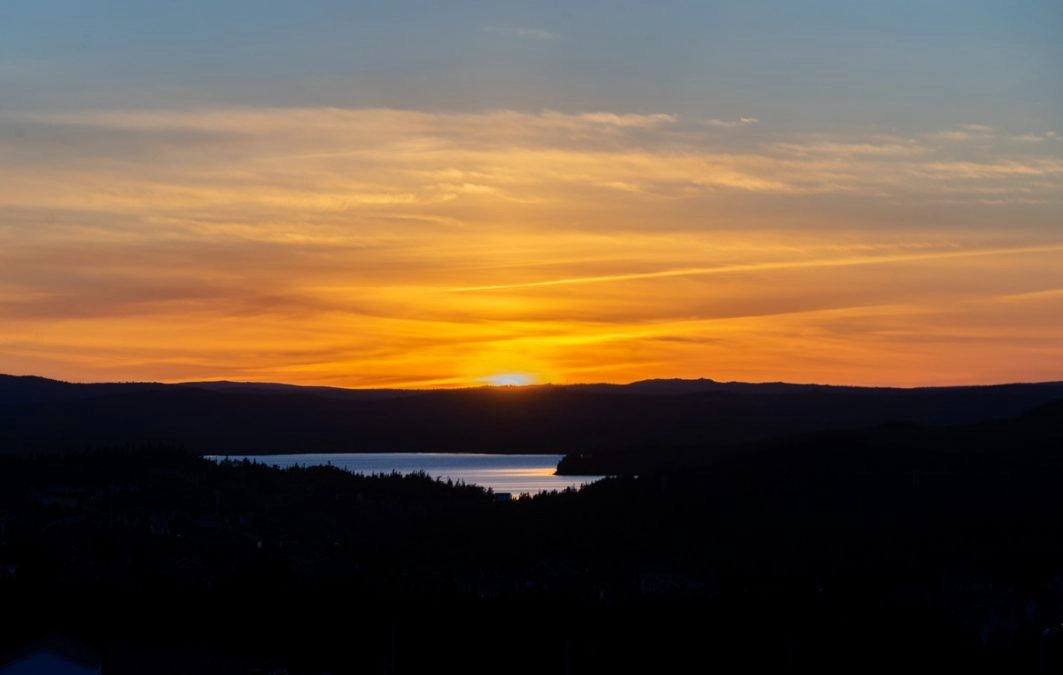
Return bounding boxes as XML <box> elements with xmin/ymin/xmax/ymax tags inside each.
<box><xmin>482</xmin><ymin>373</ymin><xmax>536</xmax><ymax>387</ymax></box>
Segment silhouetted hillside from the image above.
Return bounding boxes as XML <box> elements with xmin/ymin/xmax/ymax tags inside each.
<box><xmin>175</xmin><ymin>380</ymin><xmax>419</xmax><ymax>401</ymax></box>
<box><xmin>559</xmin><ymin>397</ymin><xmax>1063</xmax><ymax>475</ymax></box>
<box><xmin>5</xmin><ymin>398</ymin><xmax>1063</xmax><ymax>673</ymax></box>
<box><xmin>571</xmin><ymin>377</ymin><xmax>870</xmax><ymax>395</ymax></box>
<box><xmin>0</xmin><ymin>375</ymin><xmax>168</xmax><ymax>408</ymax></box>
<box><xmin>1</xmin><ymin>375</ymin><xmax>1061</xmax><ymax>459</ymax></box>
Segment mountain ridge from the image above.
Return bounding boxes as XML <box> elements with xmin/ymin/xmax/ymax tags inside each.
<box><xmin>2</xmin><ymin>374</ymin><xmax>1062</xmax><ymax>458</ymax></box>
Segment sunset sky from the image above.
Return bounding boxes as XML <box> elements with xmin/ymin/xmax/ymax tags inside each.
<box><xmin>2</xmin><ymin>1</ymin><xmax>1061</xmax><ymax>387</ymax></box>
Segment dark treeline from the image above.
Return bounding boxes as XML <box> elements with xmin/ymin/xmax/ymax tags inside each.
<box><xmin>4</xmin><ymin>395</ymin><xmax>1063</xmax><ymax>674</ymax></box>
<box><xmin>561</xmin><ymin>394</ymin><xmax>1063</xmax><ymax>474</ymax></box>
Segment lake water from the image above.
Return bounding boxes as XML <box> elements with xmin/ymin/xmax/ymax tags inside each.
<box><xmin>207</xmin><ymin>453</ymin><xmax>603</xmax><ymax>495</ymax></box>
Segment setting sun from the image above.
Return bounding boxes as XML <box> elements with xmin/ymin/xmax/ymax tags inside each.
<box><xmin>482</xmin><ymin>373</ymin><xmax>536</xmax><ymax>387</ymax></box>
<box><xmin>0</xmin><ymin>1</ymin><xmax>1060</xmax><ymax>391</ymax></box>
<box><xmin>3</xmin><ymin>2</ymin><xmax>1063</xmax><ymax>669</ymax></box>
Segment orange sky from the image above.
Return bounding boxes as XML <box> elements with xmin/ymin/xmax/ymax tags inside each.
<box><xmin>2</xmin><ymin>107</ymin><xmax>1062</xmax><ymax>387</ymax></box>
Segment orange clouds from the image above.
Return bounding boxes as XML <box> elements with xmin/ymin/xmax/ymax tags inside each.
<box><xmin>0</xmin><ymin>107</ymin><xmax>1061</xmax><ymax>387</ymax></box>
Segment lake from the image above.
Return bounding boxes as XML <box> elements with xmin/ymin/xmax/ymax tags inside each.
<box><xmin>207</xmin><ymin>453</ymin><xmax>603</xmax><ymax>495</ymax></box>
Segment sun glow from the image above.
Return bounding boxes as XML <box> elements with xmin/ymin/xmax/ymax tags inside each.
<box><xmin>483</xmin><ymin>373</ymin><xmax>536</xmax><ymax>387</ymax></box>
<box><xmin>2</xmin><ymin>106</ymin><xmax>1062</xmax><ymax>388</ymax></box>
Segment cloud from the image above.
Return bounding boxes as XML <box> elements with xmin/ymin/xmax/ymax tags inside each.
<box><xmin>6</xmin><ymin>107</ymin><xmax>1057</xmax><ymax>211</ymax></box>
<box><xmin>1011</xmin><ymin>132</ymin><xmax>1062</xmax><ymax>144</ymax></box>
<box><xmin>2</xmin><ymin>105</ymin><xmax>1062</xmax><ymax>386</ymax></box>
<box><xmin>482</xmin><ymin>25</ymin><xmax>559</xmax><ymax>41</ymax></box>
<box><xmin>449</xmin><ymin>243</ymin><xmax>1063</xmax><ymax>292</ymax></box>
<box><xmin>932</xmin><ymin>123</ymin><xmax>996</xmax><ymax>142</ymax></box>
<box><xmin>772</xmin><ymin>139</ymin><xmax>925</xmax><ymax>157</ymax></box>
<box><xmin>565</xmin><ymin>111</ymin><xmax>676</xmax><ymax>128</ymax></box>
<box><xmin>912</xmin><ymin>159</ymin><xmax>1062</xmax><ymax>179</ymax></box>
<box><xmin>516</xmin><ymin>27</ymin><xmax>559</xmax><ymax>40</ymax></box>
<box><xmin>702</xmin><ymin>117</ymin><xmax>759</xmax><ymax>128</ymax></box>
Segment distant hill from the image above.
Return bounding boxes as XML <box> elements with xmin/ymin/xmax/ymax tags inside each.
<box><xmin>558</xmin><ymin>396</ymin><xmax>1063</xmax><ymax>475</ymax></box>
<box><xmin>0</xmin><ymin>374</ymin><xmax>1061</xmax><ymax>458</ymax></box>
<box><xmin>0</xmin><ymin>374</ymin><xmax>170</xmax><ymax>408</ymax></box>
<box><xmin>174</xmin><ymin>379</ymin><xmax>420</xmax><ymax>401</ymax></box>
<box><xmin>0</xmin><ymin>374</ymin><xmax>417</xmax><ymax>406</ymax></box>
<box><xmin>570</xmin><ymin>377</ymin><xmax>870</xmax><ymax>396</ymax></box>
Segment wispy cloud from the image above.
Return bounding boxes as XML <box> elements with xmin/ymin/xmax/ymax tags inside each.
<box><xmin>932</xmin><ymin>123</ymin><xmax>996</xmax><ymax>143</ymax></box>
<box><xmin>2</xmin><ymin>106</ymin><xmax>1061</xmax><ymax>386</ymax></box>
<box><xmin>482</xmin><ymin>25</ymin><xmax>559</xmax><ymax>41</ymax></box>
<box><xmin>1011</xmin><ymin>132</ymin><xmax>1062</xmax><ymax>144</ymax></box>
<box><xmin>702</xmin><ymin>117</ymin><xmax>759</xmax><ymax>128</ymax></box>
<box><xmin>6</xmin><ymin>107</ymin><xmax>1058</xmax><ymax>209</ymax></box>
<box><xmin>449</xmin><ymin>244</ymin><xmax>1063</xmax><ymax>292</ymax></box>
<box><xmin>995</xmin><ymin>287</ymin><xmax>1063</xmax><ymax>303</ymax></box>
<box><xmin>516</xmin><ymin>27</ymin><xmax>559</xmax><ymax>40</ymax></box>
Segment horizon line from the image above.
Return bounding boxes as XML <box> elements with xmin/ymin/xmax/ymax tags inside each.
<box><xmin>4</xmin><ymin>372</ymin><xmax>1063</xmax><ymax>393</ymax></box>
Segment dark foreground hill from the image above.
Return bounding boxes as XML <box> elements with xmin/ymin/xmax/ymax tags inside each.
<box><xmin>2</xmin><ymin>395</ymin><xmax>1063</xmax><ymax>673</ymax></box>
<box><xmin>559</xmin><ymin>395</ymin><xmax>1063</xmax><ymax>474</ymax></box>
<box><xmin>1</xmin><ymin>375</ymin><xmax>1062</xmax><ymax>461</ymax></box>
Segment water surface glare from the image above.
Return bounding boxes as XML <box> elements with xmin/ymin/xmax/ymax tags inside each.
<box><xmin>207</xmin><ymin>453</ymin><xmax>603</xmax><ymax>495</ymax></box>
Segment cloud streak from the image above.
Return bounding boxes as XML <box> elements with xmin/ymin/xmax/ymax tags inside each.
<box><xmin>482</xmin><ymin>26</ymin><xmax>559</xmax><ymax>41</ymax></box>
<box><xmin>5</xmin><ymin>108</ymin><xmax>1057</xmax><ymax>213</ymax></box>
<box><xmin>702</xmin><ymin>117</ymin><xmax>759</xmax><ymax>128</ymax></box>
<box><xmin>1</xmin><ymin>106</ymin><xmax>1061</xmax><ymax>386</ymax></box>
<box><xmin>449</xmin><ymin>244</ymin><xmax>1063</xmax><ymax>292</ymax></box>
<box><xmin>516</xmin><ymin>27</ymin><xmax>559</xmax><ymax>40</ymax></box>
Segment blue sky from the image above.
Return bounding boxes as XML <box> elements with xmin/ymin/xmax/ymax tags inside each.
<box><xmin>3</xmin><ymin>0</ymin><xmax>1060</xmax><ymax>127</ymax></box>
